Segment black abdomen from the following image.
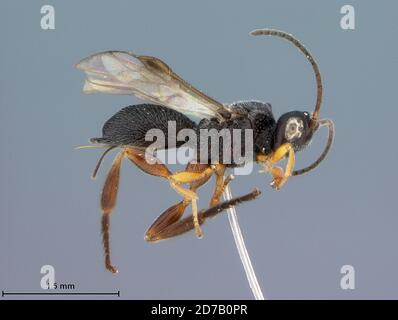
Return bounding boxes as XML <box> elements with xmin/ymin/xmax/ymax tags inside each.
<box><xmin>91</xmin><ymin>104</ymin><xmax>196</xmax><ymax>148</ymax></box>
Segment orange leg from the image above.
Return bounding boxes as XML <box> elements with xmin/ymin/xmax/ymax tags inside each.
<box><xmin>125</xmin><ymin>147</ymin><xmax>221</xmax><ymax>238</ymax></box>
<box><xmin>145</xmin><ymin>163</ymin><xmax>211</xmax><ymax>241</ymax></box>
<box><xmin>209</xmin><ymin>166</ymin><xmax>235</xmax><ymax>207</ymax></box>
<box><xmin>168</xmin><ymin>164</ymin><xmax>223</xmax><ymax>238</ymax></box>
<box><xmin>100</xmin><ymin>151</ymin><xmax>124</xmax><ymax>274</ymax></box>
<box><xmin>99</xmin><ymin>146</ymin><xmax>225</xmax><ymax>272</ymax></box>
<box><xmin>257</xmin><ymin>143</ymin><xmax>295</xmax><ymax>190</ymax></box>
<box><xmin>100</xmin><ymin>148</ymin><xmax>173</xmax><ymax>273</ymax></box>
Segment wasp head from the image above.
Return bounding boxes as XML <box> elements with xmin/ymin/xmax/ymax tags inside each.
<box><xmin>273</xmin><ymin>111</ymin><xmax>314</xmax><ymax>152</ymax></box>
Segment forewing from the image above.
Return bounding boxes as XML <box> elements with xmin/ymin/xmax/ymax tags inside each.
<box><xmin>76</xmin><ymin>51</ymin><xmax>230</xmax><ymax>120</ymax></box>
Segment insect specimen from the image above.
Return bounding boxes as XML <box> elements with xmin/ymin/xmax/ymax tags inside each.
<box><xmin>76</xmin><ymin>29</ymin><xmax>334</xmax><ymax>273</ymax></box>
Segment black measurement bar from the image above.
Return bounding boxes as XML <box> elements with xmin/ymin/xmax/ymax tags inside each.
<box><xmin>2</xmin><ymin>290</ymin><xmax>120</xmax><ymax>297</ymax></box>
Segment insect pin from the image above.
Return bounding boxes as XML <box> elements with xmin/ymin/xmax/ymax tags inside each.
<box><xmin>76</xmin><ymin>29</ymin><xmax>334</xmax><ymax>273</ymax></box>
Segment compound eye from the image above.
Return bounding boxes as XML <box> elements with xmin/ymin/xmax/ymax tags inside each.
<box><xmin>285</xmin><ymin>117</ymin><xmax>304</xmax><ymax>141</ymax></box>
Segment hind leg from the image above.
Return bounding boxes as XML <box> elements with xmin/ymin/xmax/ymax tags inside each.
<box><xmin>100</xmin><ymin>151</ymin><xmax>125</xmax><ymax>273</ymax></box>
<box><xmin>99</xmin><ymin>148</ymin><xmax>215</xmax><ymax>273</ymax></box>
<box><xmin>100</xmin><ymin>148</ymin><xmax>173</xmax><ymax>273</ymax></box>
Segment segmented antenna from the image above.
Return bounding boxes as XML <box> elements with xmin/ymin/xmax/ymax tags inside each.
<box><xmin>250</xmin><ymin>29</ymin><xmax>323</xmax><ymax>128</ymax></box>
<box><xmin>292</xmin><ymin>119</ymin><xmax>334</xmax><ymax>176</ymax></box>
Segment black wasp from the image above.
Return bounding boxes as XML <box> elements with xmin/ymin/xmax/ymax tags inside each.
<box><xmin>76</xmin><ymin>29</ymin><xmax>334</xmax><ymax>273</ymax></box>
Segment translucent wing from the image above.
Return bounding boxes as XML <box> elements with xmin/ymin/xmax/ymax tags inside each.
<box><xmin>76</xmin><ymin>51</ymin><xmax>231</xmax><ymax>120</ymax></box>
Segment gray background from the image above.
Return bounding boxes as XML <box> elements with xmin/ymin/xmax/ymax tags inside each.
<box><xmin>1</xmin><ymin>0</ymin><xmax>397</xmax><ymax>299</ymax></box>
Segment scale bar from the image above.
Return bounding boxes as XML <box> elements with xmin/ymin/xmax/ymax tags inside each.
<box><xmin>2</xmin><ymin>290</ymin><xmax>120</xmax><ymax>297</ymax></box>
